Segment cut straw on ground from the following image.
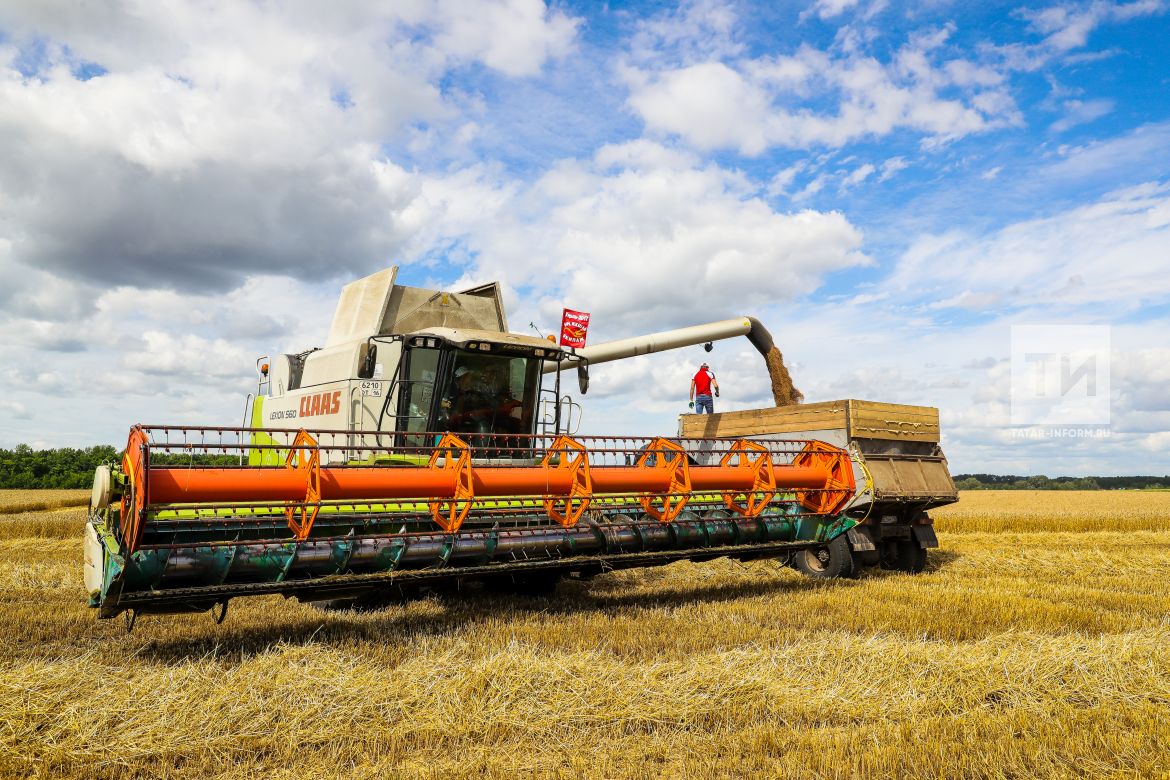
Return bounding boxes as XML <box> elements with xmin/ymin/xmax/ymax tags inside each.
<box><xmin>2</xmin><ymin>491</ymin><xmax>1168</xmax><ymax>778</ymax></box>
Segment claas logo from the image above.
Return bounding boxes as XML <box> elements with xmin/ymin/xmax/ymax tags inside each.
<box><xmin>563</xmin><ymin>325</ymin><xmax>587</xmax><ymax>339</ymax></box>
<box><xmin>299</xmin><ymin>390</ymin><xmax>342</xmax><ymax>417</ymax></box>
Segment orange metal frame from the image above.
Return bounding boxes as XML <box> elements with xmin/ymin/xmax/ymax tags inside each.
<box><xmin>285</xmin><ymin>430</ymin><xmax>322</xmax><ymax>540</ymax></box>
<box><xmin>792</xmin><ymin>441</ymin><xmax>855</xmax><ymax>516</ymax></box>
<box><xmin>541</xmin><ymin>435</ymin><xmax>593</xmax><ymax>528</ymax></box>
<box><xmin>720</xmin><ymin>439</ymin><xmax>777</xmax><ymax>517</ymax></box>
<box><xmin>637</xmin><ymin>438</ymin><xmax>692</xmax><ymax>522</ymax></box>
<box><xmin>428</xmin><ymin>433</ymin><xmax>475</xmax><ymax>532</ymax></box>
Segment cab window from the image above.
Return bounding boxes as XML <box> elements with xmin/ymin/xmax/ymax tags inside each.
<box><xmin>438</xmin><ymin>351</ymin><xmax>540</xmax><ymax>444</ymax></box>
<box><xmin>396</xmin><ymin>347</ymin><xmax>439</xmax><ymax>446</ymax></box>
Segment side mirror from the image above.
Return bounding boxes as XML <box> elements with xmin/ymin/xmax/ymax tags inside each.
<box><xmin>359</xmin><ymin>344</ymin><xmax>378</xmax><ymax>379</ymax></box>
<box><xmin>577</xmin><ymin>361</ymin><xmax>589</xmax><ymax>395</ymax></box>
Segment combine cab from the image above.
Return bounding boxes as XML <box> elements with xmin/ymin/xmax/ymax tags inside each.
<box><xmin>84</xmin><ymin>267</ymin><xmax>957</xmax><ymax>624</ymax></box>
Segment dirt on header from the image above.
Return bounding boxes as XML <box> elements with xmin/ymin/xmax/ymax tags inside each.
<box><xmin>765</xmin><ymin>347</ymin><xmax>803</xmax><ymax>406</ymax></box>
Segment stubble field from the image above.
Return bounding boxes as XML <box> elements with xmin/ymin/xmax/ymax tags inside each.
<box><xmin>1</xmin><ymin>489</ymin><xmax>1169</xmax><ymax>779</ymax></box>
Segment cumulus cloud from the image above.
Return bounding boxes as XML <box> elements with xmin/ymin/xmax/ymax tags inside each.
<box><xmin>625</xmin><ymin>30</ymin><xmax>1020</xmax><ymax>154</ymax></box>
<box><xmin>0</xmin><ymin>1</ymin><xmax>581</xmax><ymax>299</ymax></box>
<box><xmin>621</xmin><ymin>1</ymin><xmax>1164</xmax><ymax>157</ymax></box>
<box><xmin>430</xmin><ymin>0</ymin><xmax>580</xmax><ymax>76</ymax></box>
<box><xmin>431</xmin><ymin>141</ymin><xmax>869</xmax><ymax>335</ymax></box>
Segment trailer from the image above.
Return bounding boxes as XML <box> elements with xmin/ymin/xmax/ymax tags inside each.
<box><xmin>680</xmin><ymin>399</ymin><xmax>957</xmax><ymax>576</ymax></box>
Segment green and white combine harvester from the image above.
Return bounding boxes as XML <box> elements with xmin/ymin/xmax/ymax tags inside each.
<box><xmin>84</xmin><ymin>267</ymin><xmax>958</xmax><ymax>626</ymax></box>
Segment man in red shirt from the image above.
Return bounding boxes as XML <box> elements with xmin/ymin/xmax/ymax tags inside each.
<box><xmin>689</xmin><ymin>362</ymin><xmax>719</xmax><ymax>414</ymax></box>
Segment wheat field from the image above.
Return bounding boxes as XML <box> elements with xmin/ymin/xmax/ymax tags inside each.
<box><xmin>2</xmin><ymin>490</ymin><xmax>1169</xmax><ymax>779</ymax></box>
<box><xmin>0</xmin><ymin>489</ymin><xmax>89</xmax><ymax>516</ymax></box>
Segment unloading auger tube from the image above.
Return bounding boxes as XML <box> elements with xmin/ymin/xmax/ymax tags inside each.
<box><xmin>85</xmin><ymin>425</ymin><xmax>858</xmax><ymax>621</ymax></box>
<box><xmin>544</xmin><ymin>316</ymin><xmax>776</xmax><ymax>372</ymax></box>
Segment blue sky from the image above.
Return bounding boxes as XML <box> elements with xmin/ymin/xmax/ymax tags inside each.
<box><xmin>0</xmin><ymin>0</ymin><xmax>1167</xmax><ymax>475</ymax></box>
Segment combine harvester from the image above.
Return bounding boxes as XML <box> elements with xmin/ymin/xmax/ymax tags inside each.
<box><xmin>84</xmin><ymin>267</ymin><xmax>957</xmax><ymax>625</ymax></box>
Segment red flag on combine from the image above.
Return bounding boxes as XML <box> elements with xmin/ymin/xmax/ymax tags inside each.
<box><xmin>559</xmin><ymin>308</ymin><xmax>591</xmax><ymax>349</ymax></box>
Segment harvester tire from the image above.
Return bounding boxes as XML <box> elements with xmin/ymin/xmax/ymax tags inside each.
<box><xmin>793</xmin><ymin>535</ymin><xmax>857</xmax><ymax>580</ymax></box>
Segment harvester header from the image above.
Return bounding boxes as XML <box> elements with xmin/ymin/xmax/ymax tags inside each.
<box><xmin>88</xmin><ymin>426</ymin><xmax>859</xmax><ymax>620</ymax></box>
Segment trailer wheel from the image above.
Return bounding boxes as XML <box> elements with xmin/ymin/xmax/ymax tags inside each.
<box><xmin>793</xmin><ymin>535</ymin><xmax>857</xmax><ymax>579</ymax></box>
<box><xmin>485</xmin><ymin>571</ymin><xmax>563</xmax><ymax>597</ymax></box>
<box><xmin>310</xmin><ymin>586</ymin><xmax>421</xmax><ymax>612</ymax></box>
<box><xmin>891</xmin><ymin>540</ymin><xmax>927</xmax><ymax>574</ymax></box>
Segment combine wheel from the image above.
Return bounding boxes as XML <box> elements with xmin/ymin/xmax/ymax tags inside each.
<box><xmin>793</xmin><ymin>535</ymin><xmax>857</xmax><ymax>580</ymax></box>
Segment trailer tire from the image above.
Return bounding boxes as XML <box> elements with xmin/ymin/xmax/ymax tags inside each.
<box><xmin>793</xmin><ymin>535</ymin><xmax>857</xmax><ymax>580</ymax></box>
<box><xmin>891</xmin><ymin>540</ymin><xmax>927</xmax><ymax>574</ymax></box>
<box><xmin>310</xmin><ymin>585</ymin><xmax>421</xmax><ymax>612</ymax></box>
<box><xmin>485</xmin><ymin>571</ymin><xmax>563</xmax><ymax>597</ymax></box>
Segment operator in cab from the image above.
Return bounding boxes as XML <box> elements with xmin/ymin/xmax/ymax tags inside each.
<box><xmin>441</xmin><ymin>361</ymin><xmax>524</xmax><ymax>438</ymax></box>
<box><xmin>441</xmin><ymin>365</ymin><xmax>488</xmax><ymax>433</ymax></box>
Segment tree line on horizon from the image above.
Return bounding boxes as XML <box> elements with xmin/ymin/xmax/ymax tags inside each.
<box><xmin>0</xmin><ymin>445</ymin><xmax>239</xmax><ymax>489</ymax></box>
<box><xmin>953</xmin><ymin>473</ymin><xmax>1169</xmax><ymax>490</ymax></box>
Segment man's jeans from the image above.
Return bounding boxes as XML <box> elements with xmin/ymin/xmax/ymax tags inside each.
<box><xmin>695</xmin><ymin>394</ymin><xmax>714</xmax><ymax>414</ymax></box>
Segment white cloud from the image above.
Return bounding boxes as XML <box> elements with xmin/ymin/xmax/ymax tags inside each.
<box><xmin>878</xmin><ymin>156</ymin><xmax>909</xmax><ymax>181</ymax></box>
<box><xmin>792</xmin><ymin>174</ymin><xmax>829</xmax><ymax>202</ymax></box>
<box><xmin>627</xmin><ymin>0</ymin><xmax>744</xmax><ymax>65</ymax></box>
<box><xmin>766</xmin><ymin>161</ymin><xmax>808</xmax><ymax>196</ymax></box>
<box><xmin>437</xmin><ymin>142</ymin><xmax>869</xmax><ymax>336</ymax></box>
<box><xmin>842</xmin><ymin>162</ymin><xmax>876</xmax><ymax>188</ymax></box>
<box><xmin>626</xmin><ymin>62</ymin><xmax>775</xmax><ymax>154</ymax></box>
<box><xmin>623</xmin><ymin>1</ymin><xmax>1164</xmax><ymax>156</ymax></box>
<box><xmin>996</xmin><ymin>0</ymin><xmax>1166</xmax><ymax>70</ymax></box>
<box><xmin>0</xmin><ymin>1</ymin><xmax>581</xmax><ymax>299</ymax></box>
<box><xmin>0</xmin><ymin>401</ymin><xmax>32</xmax><ymax>421</ymax></box>
<box><xmin>430</xmin><ymin>0</ymin><xmax>580</xmax><ymax>77</ymax></box>
<box><xmin>1050</xmin><ymin>98</ymin><xmax>1114</xmax><ymax>133</ymax></box>
<box><xmin>121</xmin><ymin>331</ymin><xmax>254</xmax><ymax>380</ymax></box>
<box><xmin>1044</xmin><ymin>121</ymin><xmax>1170</xmax><ymax>181</ymax></box>
<box><xmin>885</xmin><ymin>182</ymin><xmax>1170</xmax><ymax>314</ymax></box>
<box><xmin>1021</xmin><ymin>0</ymin><xmax>1164</xmax><ymax>54</ymax></box>
<box><xmin>805</xmin><ymin>0</ymin><xmax>862</xmax><ymax>20</ymax></box>
<box><xmin>625</xmin><ymin>37</ymin><xmax>1019</xmax><ymax>154</ymax></box>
